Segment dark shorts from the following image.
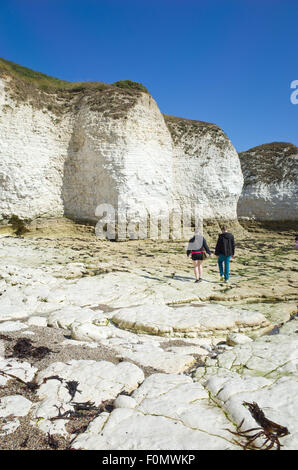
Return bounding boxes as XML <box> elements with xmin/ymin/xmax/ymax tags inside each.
<box><xmin>191</xmin><ymin>253</ymin><xmax>204</xmax><ymax>261</ymax></box>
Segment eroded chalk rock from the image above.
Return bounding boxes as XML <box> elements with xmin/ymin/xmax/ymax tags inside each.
<box><xmin>111</xmin><ymin>304</ymin><xmax>270</xmax><ymax>338</ymax></box>
<box><xmin>71</xmin><ymin>373</ymin><xmax>238</xmax><ymax>450</ymax></box>
<box><xmin>0</xmin><ymin>358</ymin><xmax>38</xmax><ymax>386</ymax></box>
<box><xmin>114</xmin><ymin>395</ymin><xmax>137</xmax><ymax>409</ymax></box>
<box><xmin>111</xmin><ymin>340</ymin><xmax>196</xmax><ymax>374</ymax></box>
<box><xmin>44</xmin><ymin>272</ymin><xmax>216</xmax><ymax>309</ymax></box>
<box><xmin>70</xmin><ymin>322</ymin><xmax>136</xmax><ymax>343</ymax></box>
<box><xmin>27</xmin><ymin>316</ymin><xmax>48</xmax><ymax>327</ymax></box>
<box><xmin>0</xmin><ymin>395</ymin><xmax>32</xmax><ymax>417</ymax></box>
<box><xmin>0</xmin><ymin>286</ymin><xmax>38</xmax><ymax>322</ymax></box>
<box><xmin>32</xmin><ymin>360</ymin><xmax>144</xmax><ymax>436</ymax></box>
<box><xmin>67</xmin><ymin>302</ymin><xmax>270</xmax><ymax>373</ymax></box>
<box><xmin>0</xmin><ymin>321</ymin><xmax>29</xmax><ymax>332</ymax></box>
<box><xmin>70</xmin><ymin>321</ymin><xmax>206</xmax><ymax>373</ymax></box>
<box><xmin>0</xmin><ymin>418</ymin><xmax>20</xmax><ymax>436</ymax></box>
<box><xmin>197</xmin><ymin>334</ymin><xmax>298</xmax><ymax>379</ymax></box>
<box><xmin>47</xmin><ymin>305</ymin><xmax>108</xmax><ymax>329</ymax></box>
<box><xmin>194</xmin><ymin>333</ymin><xmax>298</xmax><ymax>450</ymax></box>
<box><xmin>226</xmin><ymin>333</ymin><xmax>253</xmax><ymax>346</ymax></box>
<box><xmin>278</xmin><ymin>317</ymin><xmax>298</xmax><ymax>336</ymax></box>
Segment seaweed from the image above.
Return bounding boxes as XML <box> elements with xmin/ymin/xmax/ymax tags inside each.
<box><xmin>31</xmin><ymin>346</ymin><xmax>53</xmax><ymax>359</ymax></box>
<box><xmin>0</xmin><ymin>334</ymin><xmax>13</xmax><ymax>341</ymax></box>
<box><xmin>65</xmin><ymin>380</ymin><xmax>82</xmax><ymax>401</ymax></box>
<box><xmin>226</xmin><ymin>401</ymin><xmax>290</xmax><ymax>450</ymax></box>
<box><xmin>7</xmin><ymin>337</ymin><xmax>54</xmax><ymax>360</ymax></box>
<box><xmin>25</xmin><ymin>381</ymin><xmax>39</xmax><ymax>392</ymax></box>
<box><xmin>43</xmin><ymin>375</ymin><xmax>64</xmax><ymax>384</ymax></box>
<box><xmin>11</xmin><ymin>338</ymin><xmax>33</xmax><ymax>358</ymax></box>
<box><xmin>47</xmin><ymin>433</ymin><xmax>59</xmax><ymax>449</ymax></box>
<box><xmin>72</xmin><ymin>401</ymin><xmax>98</xmax><ymax>411</ymax></box>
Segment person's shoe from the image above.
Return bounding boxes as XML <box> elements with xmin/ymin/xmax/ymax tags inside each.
<box><xmin>220</xmin><ymin>276</ymin><xmax>224</xmax><ymax>281</ymax></box>
<box><xmin>224</xmin><ymin>279</ymin><xmax>229</xmax><ymax>283</ymax></box>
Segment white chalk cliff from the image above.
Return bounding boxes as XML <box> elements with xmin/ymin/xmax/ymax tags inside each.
<box><xmin>238</xmin><ymin>142</ymin><xmax>298</xmax><ymax>221</ymax></box>
<box><xmin>164</xmin><ymin>115</ymin><xmax>243</xmax><ymax>220</ymax></box>
<box><xmin>0</xmin><ymin>61</ymin><xmax>243</xmax><ymax>233</ymax></box>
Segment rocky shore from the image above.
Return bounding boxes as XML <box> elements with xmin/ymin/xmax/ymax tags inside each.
<box><xmin>0</xmin><ymin>222</ymin><xmax>297</xmax><ymax>450</ymax></box>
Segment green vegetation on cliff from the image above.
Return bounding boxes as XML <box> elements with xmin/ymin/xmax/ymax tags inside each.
<box><xmin>0</xmin><ymin>57</ymin><xmax>149</xmax><ymax>94</ymax></box>
<box><xmin>0</xmin><ymin>57</ymin><xmax>149</xmax><ymax>118</ymax></box>
<box><xmin>239</xmin><ymin>142</ymin><xmax>298</xmax><ymax>185</ymax></box>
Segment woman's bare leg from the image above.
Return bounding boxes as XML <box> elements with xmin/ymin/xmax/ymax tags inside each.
<box><xmin>198</xmin><ymin>261</ymin><xmax>203</xmax><ymax>279</ymax></box>
<box><xmin>193</xmin><ymin>260</ymin><xmax>200</xmax><ymax>280</ymax></box>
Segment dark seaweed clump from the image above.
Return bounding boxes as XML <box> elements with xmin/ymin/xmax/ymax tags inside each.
<box><xmin>7</xmin><ymin>337</ymin><xmax>53</xmax><ymax>360</ymax></box>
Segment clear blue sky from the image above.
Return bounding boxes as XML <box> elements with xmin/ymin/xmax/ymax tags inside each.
<box><xmin>0</xmin><ymin>0</ymin><xmax>297</xmax><ymax>152</ymax></box>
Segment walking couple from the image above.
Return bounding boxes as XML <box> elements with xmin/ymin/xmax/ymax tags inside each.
<box><xmin>187</xmin><ymin>226</ymin><xmax>235</xmax><ymax>283</ymax></box>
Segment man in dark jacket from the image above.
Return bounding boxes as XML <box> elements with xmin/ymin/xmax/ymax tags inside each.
<box><xmin>215</xmin><ymin>225</ymin><xmax>235</xmax><ymax>283</ymax></box>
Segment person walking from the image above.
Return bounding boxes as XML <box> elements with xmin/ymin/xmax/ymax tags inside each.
<box><xmin>187</xmin><ymin>229</ymin><xmax>212</xmax><ymax>283</ymax></box>
<box><xmin>215</xmin><ymin>225</ymin><xmax>235</xmax><ymax>283</ymax></box>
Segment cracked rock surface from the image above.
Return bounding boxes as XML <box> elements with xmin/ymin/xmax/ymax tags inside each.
<box><xmin>32</xmin><ymin>360</ymin><xmax>144</xmax><ymax>437</ymax></box>
<box><xmin>71</xmin><ymin>373</ymin><xmax>238</xmax><ymax>450</ymax></box>
<box><xmin>0</xmin><ymin>227</ymin><xmax>297</xmax><ymax>449</ymax></box>
<box><xmin>194</xmin><ymin>323</ymin><xmax>298</xmax><ymax>450</ymax></box>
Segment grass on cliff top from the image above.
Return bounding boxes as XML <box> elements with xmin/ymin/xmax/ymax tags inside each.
<box><xmin>0</xmin><ymin>57</ymin><xmax>149</xmax><ymax>94</ymax></box>
<box><xmin>240</xmin><ymin>142</ymin><xmax>298</xmax><ymax>155</ymax></box>
<box><xmin>239</xmin><ymin>142</ymin><xmax>297</xmax><ymax>185</ymax></box>
<box><xmin>163</xmin><ymin>114</ymin><xmax>217</xmax><ymax>128</ymax></box>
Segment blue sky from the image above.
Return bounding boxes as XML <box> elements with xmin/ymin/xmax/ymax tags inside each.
<box><xmin>0</xmin><ymin>0</ymin><xmax>297</xmax><ymax>152</ymax></box>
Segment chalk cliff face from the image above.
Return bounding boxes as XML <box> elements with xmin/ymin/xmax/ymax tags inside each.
<box><xmin>63</xmin><ymin>91</ymin><xmax>174</xmax><ymax>225</ymax></box>
<box><xmin>0</xmin><ymin>65</ymin><xmax>244</xmax><ymax>235</ymax></box>
<box><xmin>164</xmin><ymin>116</ymin><xmax>243</xmax><ymax>221</ymax></box>
<box><xmin>238</xmin><ymin>143</ymin><xmax>298</xmax><ymax>221</ymax></box>
<box><xmin>0</xmin><ymin>77</ymin><xmax>72</xmax><ymax>223</ymax></box>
